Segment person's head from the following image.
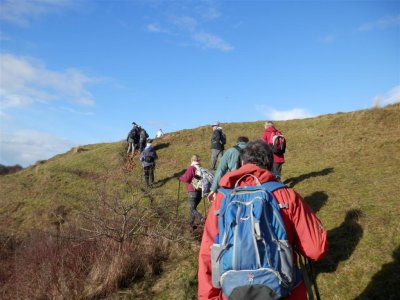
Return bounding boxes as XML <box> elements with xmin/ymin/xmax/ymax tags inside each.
<box><xmin>147</xmin><ymin>138</ymin><xmax>153</xmax><ymax>144</ymax></box>
<box><xmin>241</xmin><ymin>140</ymin><xmax>273</xmax><ymax>170</ymax></box>
<box><xmin>236</xmin><ymin>136</ymin><xmax>249</xmax><ymax>144</ymax></box>
<box><xmin>191</xmin><ymin>154</ymin><xmax>200</xmax><ymax>163</ymax></box>
<box><xmin>265</xmin><ymin>121</ymin><xmax>275</xmax><ymax>129</ymax></box>
<box><xmin>211</xmin><ymin>122</ymin><xmax>220</xmax><ymax>130</ymax></box>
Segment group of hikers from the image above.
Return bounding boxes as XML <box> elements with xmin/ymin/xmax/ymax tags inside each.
<box><xmin>126</xmin><ymin>122</ymin><xmax>163</xmax><ymax>187</ymax></box>
<box><xmin>126</xmin><ymin>120</ymin><xmax>328</xmax><ymax>300</ymax></box>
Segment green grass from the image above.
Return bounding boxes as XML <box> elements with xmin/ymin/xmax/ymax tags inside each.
<box><xmin>1</xmin><ymin>103</ymin><xmax>399</xmax><ymax>299</ymax></box>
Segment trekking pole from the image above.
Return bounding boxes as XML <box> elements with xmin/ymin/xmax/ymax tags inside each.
<box><xmin>176</xmin><ymin>180</ymin><xmax>181</xmax><ymax>219</ymax></box>
<box><xmin>307</xmin><ymin>258</ymin><xmax>321</xmax><ymax>300</ymax></box>
<box><xmin>203</xmin><ymin>195</ymin><xmax>208</xmax><ymax>217</ymax></box>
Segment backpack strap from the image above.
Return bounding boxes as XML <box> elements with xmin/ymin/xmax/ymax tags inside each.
<box><xmin>234</xmin><ymin>174</ymin><xmax>261</xmax><ymax>188</ymax></box>
<box><xmin>261</xmin><ymin>181</ymin><xmax>288</xmax><ymax>208</ymax></box>
<box><xmin>261</xmin><ymin>181</ymin><xmax>286</xmax><ymax>193</ymax></box>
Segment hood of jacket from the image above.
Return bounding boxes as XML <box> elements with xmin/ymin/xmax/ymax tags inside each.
<box><xmin>219</xmin><ymin>163</ymin><xmax>275</xmax><ymax>189</ymax></box>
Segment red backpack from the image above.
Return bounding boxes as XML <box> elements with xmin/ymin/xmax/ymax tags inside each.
<box><xmin>271</xmin><ymin>131</ymin><xmax>286</xmax><ymax>155</ymax></box>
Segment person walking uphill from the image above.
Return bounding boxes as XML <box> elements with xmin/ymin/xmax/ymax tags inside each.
<box><xmin>139</xmin><ymin>127</ymin><xmax>149</xmax><ymax>153</ymax></box>
<box><xmin>210</xmin><ymin>122</ymin><xmax>226</xmax><ymax>171</ymax></box>
<box><xmin>126</xmin><ymin>122</ymin><xmax>139</xmax><ymax>155</ymax></box>
<box><xmin>198</xmin><ymin>140</ymin><xmax>328</xmax><ymax>300</ymax></box>
<box><xmin>179</xmin><ymin>155</ymin><xmax>205</xmax><ymax>231</ymax></box>
<box><xmin>140</xmin><ymin>139</ymin><xmax>158</xmax><ymax>187</ymax></box>
<box><xmin>261</xmin><ymin>120</ymin><xmax>286</xmax><ymax>179</ymax></box>
<box><xmin>207</xmin><ymin>136</ymin><xmax>249</xmax><ymax>202</ymax></box>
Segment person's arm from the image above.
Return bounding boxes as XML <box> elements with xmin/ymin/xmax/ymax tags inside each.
<box><xmin>179</xmin><ymin>166</ymin><xmax>195</xmax><ymax>183</ymax></box>
<box><xmin>275</xmin><ymin>188</ymin><xmax>328</xmax><ymax>260</ymax></box>
<box><xmin>210</xmin><ymin>152</ymin><xmax>230</xmax><ymax>192</ymax></box>
<box><xmin>261</xmin><ymin>130</ymin><xmax>269</xmax><ymax>144</ymax></box>
<box><xmin>153</xmin><ymin>150</ymin><xmax>158</xmax><ymax>160</ymax></box>
<box><xmin>198</xmin><ymin>194</ymin><xmax>223</xmax><ymax>300</ymax></box>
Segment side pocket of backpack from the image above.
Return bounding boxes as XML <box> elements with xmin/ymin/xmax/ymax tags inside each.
<box><xmin>211</xmin><ymin>243</ymin><xmax>222</xmax><ymax>288</ymax></box>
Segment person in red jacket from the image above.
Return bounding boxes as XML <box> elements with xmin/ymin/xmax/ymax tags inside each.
<box><xmin>198</xmin><ymin>140</ymin><xmax>328</xmax><ymax>300</ymax></box>
<box><xmin>261</xmin><ymin>120</ymin><xmax>285</xmax><ymax>179</ymax></box>
<box><xmin>179</xmin><ymin>154</ymin><xmax>204</xmax><ymax>230</ymax></box>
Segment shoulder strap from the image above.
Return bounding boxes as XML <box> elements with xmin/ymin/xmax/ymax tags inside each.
<box><xmin>233</xmin><ymin>145</ymin><xmax>241</xmax><ymax>152</ymax></box>
<box><xmin>261</xmin><ymin>181</ymin><xmax>288</xmax><ymax>208</ymax></box>
<box><xmin>261</xmin><ymin>181</ymin><xmax>286</xmax><ymax>193</ymax></box>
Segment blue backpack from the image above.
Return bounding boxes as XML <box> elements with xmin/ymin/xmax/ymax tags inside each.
<box><xmin>211</xmin><ymin>174</ymin><xmax>300</xmax><ymax>300</ymax></box>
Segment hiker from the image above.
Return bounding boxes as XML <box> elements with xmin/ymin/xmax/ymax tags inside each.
<box><xmin>155</xmin><ymin>129</ymin><xmax>164</xmax><ymax>138</ymax></box>
<box><xmin>207</xmin><ymin>136</ymin><xmax>249</xmax><ymax>202</ymax></box>
<box><xmin>179</xmin><ymin>155</ymin><xmax>205</xmax><ymax>230</ymax></box>
<box><xmin>261</xmin><ymin>120</ymin><xmax>285</xmax><ymax>179</ymax></box>
<box><xmin>198</xmin><ymin>140</ymin><xmax>328</xmax><ymax>300</ymax></box>
<box><xmin>139</xmin><ymin>127</ymin><xmax>149</xmax><ymax>153</ymax></box>
<box><xmin>126</xmin><ymin>122</ymin><xmax>139</xmax><ymax>155</ymax></box>
<box><xmin>210</xmin><ymin>122</ymin><xmax>226</xmax><ymax>171</ymax></box>
<box><xmin>140</xmin><ymin>139</ymin><xmax>158</xmax><ymax>187</ymax></box>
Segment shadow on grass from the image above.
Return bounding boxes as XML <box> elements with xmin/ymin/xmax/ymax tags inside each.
<box><xmin>283</xmin><ymin>167</ymin><xmax>334</xmax><ymax>188</ymax></box>
<box><xmin>355</xmin><ymin>246</ymin><xmax>400</xmax><ymax>300</ymax></box>
<box><xmin>314</xmin><ymin>209</ymin><xmax>363</xmax><ymax>276</ymax></box>
<box><xmin>303</xmin><ymin>191</ymin><xmax>328</xmax><ymax>214</ymax></box>
<box><xmin>152</xmin><ymin>169</ymin><xmax>186</xmax><ymax>188</ymax></box>
<box><xmin>154</xmin><ymin>143</ymin><xmax>170</xmax><ymax>151</ymax></box>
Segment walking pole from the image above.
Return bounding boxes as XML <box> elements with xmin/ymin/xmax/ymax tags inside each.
<box><xmin>176</xmin><ymin>180</ymin><xmax>181</xmax><ymax>219</ymax></box>
<box><xmin>202</xmin><ymin>195</ymin><xmax>207</xmax><ymax>217</ymax></box>
<box><xmin>307</xmin><ymin>258</ymin><xmax>321</xmax><ymax>300</ymax></box>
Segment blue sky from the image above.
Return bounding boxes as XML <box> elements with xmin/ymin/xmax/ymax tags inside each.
<box><xmin>0</xmin><ymin>0</ymin><xmax>399</xmax><ymax>167</ymax></box>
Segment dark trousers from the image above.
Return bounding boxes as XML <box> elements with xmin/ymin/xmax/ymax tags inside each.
<box><xmin>143</xmin><ymin>165</ymin><xmax>154</xmax><ymax>186</ymax></box>
<box><xmin>272</xmin><ymin>163</ymin><xmax>283</xmax><ymax>179</ymax></box>
<box><xmin>188</xmin><ymin>191</ymin><xmax>203</xmax><ymax>226</ymax></box>
<box><xmin>210</xmin><ymin>149</ymin><xmax>224</xmax><ymax>170</ymax></box>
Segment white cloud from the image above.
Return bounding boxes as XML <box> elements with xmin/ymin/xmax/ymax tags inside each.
<box><xmin>0</xmin><ymin>0</ymin><xmax>74</xmax><ymax>26</ymax></box>
<box><xmin>372</xmin><ymin>85</ymin><xmax>400</xmax><ymax>108</ymax></box>
<box><xmin>256</xmin><ymin>105</ymin><xmax>313</xmax><ymax>121</ymax></box>
<box><xmin>0</xmin><ymin>129</ymin><xmax>77</xmax><ymax>167</ymax></box>
<box><xmin>0</xmin><ymin>53</ymin><xmax>99</xmax><ymax>112</ymax></box>
<box><xmin>192</xmin><ymin>32</ymin><xmax>233</xmax><ymax>52</ymax></box>
<box><xmin>357</xmin><ymin>15</ymin><xmax>400</xmax><ymax>32</ymax></box>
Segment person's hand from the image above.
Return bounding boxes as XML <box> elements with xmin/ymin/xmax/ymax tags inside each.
<box><xmin>207</xmin><ymin>191</ymin><xmax>216</xmax><ymax>203</ymax></box>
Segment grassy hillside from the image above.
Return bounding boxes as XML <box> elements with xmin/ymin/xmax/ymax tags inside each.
<box><xmin>1</xmin><ymin>104</ymin><xmax>399</xmax><ymax>299</ymax></box>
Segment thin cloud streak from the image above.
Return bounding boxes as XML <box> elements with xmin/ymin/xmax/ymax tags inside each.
<box><xmin>145</xmin><ymin>3</ymin><xmax>233</xmax><ymax>52</ymax></box>
<box><xmin>192</xmin><ymin>32</ymin><xmax>233</xmax><ymax>52</ymax></box>
<box><xmin>357</xmin><ymin>14</ymin><xmax>400</xmax><ymax>32</ymax></box>
<box><xmin>0</xmin><ymin>0</ymin><xmax>74</xmax><ymax>26</ymax></box>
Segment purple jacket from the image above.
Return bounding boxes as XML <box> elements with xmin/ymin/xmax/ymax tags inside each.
<box><xmin>179</xmin><ymin>165</ymin><xmax>198</xmax><ymax>192</ymax></box>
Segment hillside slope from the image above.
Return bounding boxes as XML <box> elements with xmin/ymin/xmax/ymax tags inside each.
<box><xmin>1</xmin><ymin>104</ymin><xmax>399</xmax><ymax>299</ymax></box>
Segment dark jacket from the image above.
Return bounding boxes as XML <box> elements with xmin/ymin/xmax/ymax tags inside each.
<box><xmin>210</xmin><ymin>127</ymin><xmax>225</xmax><ymax>150</ymax></box>
<box><xmin>140</xmin><ymin>144</ymin><xmax>158</xmax><ymax>167</ymax></box>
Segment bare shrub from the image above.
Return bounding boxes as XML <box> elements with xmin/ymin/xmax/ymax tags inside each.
<box><xmin>0</xmin><ymin>229</ymin><xmax>99</xmax><ymax>299</ymax></box>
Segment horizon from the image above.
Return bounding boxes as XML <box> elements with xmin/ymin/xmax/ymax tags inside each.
<box><xmin>0</xmin><ymin>0</ymin><xmax>399</xmax><ymax>167</ymax></box>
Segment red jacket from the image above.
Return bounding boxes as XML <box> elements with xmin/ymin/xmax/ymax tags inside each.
<box><xmin>261</xmin><ymin>127</ymin><xmax>285</xmax><ymax>163</ymax></box>
<box><xmin>198</xmin><ymin>164</ymin><xmax>328</xmax><ymax>300</ymax></box>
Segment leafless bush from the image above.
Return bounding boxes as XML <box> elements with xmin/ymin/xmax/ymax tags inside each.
<box><xmin>0</xmin><ymin>229</ymin><xmax>98</xmax><ymax>299</ymax></box>
<box><xmin>0</xmin><ymin>171</ymin><xmax>187</xmax><ymax>299</ymax></box>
